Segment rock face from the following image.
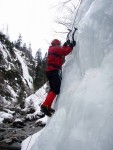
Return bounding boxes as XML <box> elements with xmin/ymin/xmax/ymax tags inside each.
<box><xmin>0</xmin><ymin>37</ymin><xmax>35</xmax><ymax>108</ymax></box>
<box><xmin>0</xmin><ymin>32</ymin><xmax>48</xmax><ymax>149</ymax></box>
<box><xmin>13</xmin><ymin>118</ymin><xmax>25</xmax><ymax>128</ymax></box>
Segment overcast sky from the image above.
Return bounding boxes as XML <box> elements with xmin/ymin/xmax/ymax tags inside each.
<box><xmin>0</xmin><ymin>0</ymin><xmax>68</xmax><ymax>56</ymax></box>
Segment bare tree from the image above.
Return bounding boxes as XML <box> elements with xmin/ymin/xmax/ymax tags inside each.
<box><xmin>54</xmin><ymin>0</ymin><xmax>80</xmax><ymax>29</ymax></box>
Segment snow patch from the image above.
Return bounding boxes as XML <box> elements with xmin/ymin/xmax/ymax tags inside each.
<box><xmin>0</xmin><ymin>117</ymin><xmax>4</xmax><ymax>124</ymax></box>
<box><xmin>23</xmin><ymin>83</ymin><xmax>47</xmax><ymax>111</ymax></box>
<box><xmin>36</xmin><ymin>116</ymin><xmax>48</xmax><ymax>125</ymax></box>
<box><xmin>7</xmin><ymin>85</ymin><xmax>17</xmax><ymax>101</ymax></box>
<box><xmin>15</xmin><ymin>49</ymin><xmax>33</xmax><ymax>88</ymax></box>
<box><xmin>0</xmin><ymin>111</ymin><xmax>13</xmax><ymax>119</ymax></box>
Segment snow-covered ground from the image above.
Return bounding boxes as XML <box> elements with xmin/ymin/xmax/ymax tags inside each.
<box><xmin>22</xmin><ymin>83</ymin><xmax>49</xmax><ymax>122</ymax></box>
<box><xmin>23</xmin><ymin>83</ymin><xmax>47</xmax><ymax>111</ymax></box>
<box><xmin>0</xmin><ymin>84</ymin><xmax>48</xmax><ymax>125</ymax></box>
<box><xmin>22</xmin><ymin>0</ymin><xmax>113</xmax><ymax>150</ymax></box>
<box><xmin>0</xmin><ymin>111</ymin><xmax>13</xmax><ymax>124</ymax></box>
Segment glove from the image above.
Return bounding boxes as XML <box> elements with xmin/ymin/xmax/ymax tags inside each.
<box><xmin>63</xmin><ymin>39</ymin><xmax>70</xmax><ymax>46</ymax></box>
<box><xmin>63</xmin><ymin>42</ymin><xmax>67</xmax><ymax>47</ymax></box>
<box><xmin>66</xmin><ymin>39</ymin><xmax>70</xmax><ymax>45</ymax></box>
<box><xmin>73</xmin><ymin>40</ymin><xmax>76</xmax><ymax>47</ymax></box>
<box><xmin>69</xmin><ymin>41</ymin><xmax>76</xmax><ymax>47</ymax></box>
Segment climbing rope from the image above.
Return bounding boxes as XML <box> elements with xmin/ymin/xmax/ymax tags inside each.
<box><xmin>25</xmin><ymin>134</ymin><xmax>33</xmax><ymax>150</ymax></box>
<box><xmin>71</xmin><ymin>0</ymin><xmax>83</xmax><ymax>31</ymax></box>
<box><xmin>65</xmin><ymin>0</ymin><xmax>83</xmax><ymax>42</ymax></box>
<box><xmin>72</xmin><ymin>0</ymin><xmax>83</xmax><ymax>77</ymax></box>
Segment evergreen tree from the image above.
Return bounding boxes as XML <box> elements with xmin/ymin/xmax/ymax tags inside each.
<box><xmin>15</xmin><ymin>33</ymin><xmax>22</xmax><ymax>49</ymax></box>
<box><xmin>28</xmin><ymin>42</ymin><xmax>32</xmax><ymax>55</ymax></box>
<box><xmin>42</xmin><ymin>52</ymin><xmax>48</xmax><ymax>82</ymax></box>
<box><xmin>6</xmin><ymin>25</ymin><xmax>9</xmax><ymax>39</ymax></box>
<box><xmin>42</xmin><ymin>52</ymin><xmax>48</xmax><ymax>70</ymax></box>
<box><xmin>23</xmin><ymin>43</ymin><xmax>27</xmax><ymax>49</ymax></box>
<box><xmin>33</xmin><ymin>49</ymin><xmax>47</xmax><ymax>90</ymax></box>
<box><xmin>22</xmin><ymin>43</ymin><xmax>27</xmax><ymax>52</ymax></box>
<box><xmin>0</xmin><ymin>31</ymin><xmax>14</xmax><ymax>53</ymax></box>
<box><xmin>35</xmin><ymin>48</ymin><xmax>42</xmax><ymax>66</ymax></box>
<box><xmin>0</xmin><ymin>31</ymin><xmax>6</xmax><ymax>43</ymax></box>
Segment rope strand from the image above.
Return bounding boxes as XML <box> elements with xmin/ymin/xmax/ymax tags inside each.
<box><xmin>25</xmin><ymin>135</ymin><xmax>33</xmax><ymax>150</ymax></box>
<box><xmin>72</xmin><ymin>0</ymin><xmax>83</xmax><ymax>31</ymax></box>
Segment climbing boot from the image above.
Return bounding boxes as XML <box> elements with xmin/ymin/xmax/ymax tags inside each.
<box><xmin>41</xmin><ymin>105</ymin><xmax>52</xmax><ymax>117</ymax></box>
<box><xmin>48</xmin><ymin>107</ymin><xmax>55</xmax><ymax>114</ymax></box>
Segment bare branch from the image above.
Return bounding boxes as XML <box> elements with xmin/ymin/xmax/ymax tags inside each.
<box><xmin>50</xmin><ymin>0</ymin><xmax>71</xmax><ymax>9</ymax></box>
<box><xmin>54</xmin><ymin>31</ymin><xmax>69</xmax><ymax>34</ymax></box>
<box><xmin>55</xmin><ymin>19</ymin><xmax>72</xmax><ymax>29</ymax></box>
<box><xmin>61</xmin><ymin>0</ymin><xmax>71</xmax><ymax>7</ymax></box>
<box><xmin>52</xmin><ymin>0</ymin><xmax>80</xmax><ymax>31</ymax></box>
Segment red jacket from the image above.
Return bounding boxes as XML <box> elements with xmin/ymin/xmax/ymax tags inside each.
<box><xmin>46</xmin><ymin>45</ymin><xmax>73</xmax><ymax>71</ymax></box>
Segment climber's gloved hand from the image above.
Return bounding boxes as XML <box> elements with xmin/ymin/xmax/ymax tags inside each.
<box><xmin>69</xmin><ymin>40</ymin><xmax>76</xmax><ymax>47</ymax></box>
<box><xmin>66</xmin><ymin>39</ymin><xmax>70</xmax><ymax>45</ymax></box>
<box><xmin>63</xmin><ymin>42</ymin><xmax>67</xmax><ymax>46</ymax></box>
<box><xmin>63</xmin><ymin>39</ymin><xmax>70</xmax><ymax>46</ymax></box>
<box><xmin>73</xmin><ymin>40</ymin><xmax>76</xmax><ymax>47</ymax></box>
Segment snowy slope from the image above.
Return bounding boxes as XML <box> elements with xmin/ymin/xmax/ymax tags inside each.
<box><xmin>15</xmin><ymin>49</ymin><xmax>33</xmax><ymax>88</ymax></box>
<box><xmin>0</xmin><ymin>41</ymin><xmax>34</xmax><ymax>107</ymax></box>
<box><xmin>23</xmin><ymin>83</ymin><xmax>47</xmax><ymax>113</ymax></box>
<box><xmin>22</xmin><ymin>0</ymin><xmax>113</xmax><ymax>150</ymax></box>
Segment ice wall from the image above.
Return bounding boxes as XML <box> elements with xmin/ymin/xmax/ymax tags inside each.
<box><xmin>30</xmin><ymin>0</ymin><xmax>113</xmax><ymax>150</ymax></box>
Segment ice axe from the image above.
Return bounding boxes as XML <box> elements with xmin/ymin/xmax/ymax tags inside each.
<box><xmin>72</xmin><ymin>27</ymin><xmax>78</xmax><ymax>43</ymax></box>
<box><xmin>66</xmin><ymin>27</ymin><xmax>78</xmax><ymax>44</ymax></box>
<box><xmin>66</xmin><ymin>29</ymin><xmax>72</xmax><ymax>43</ymax></box>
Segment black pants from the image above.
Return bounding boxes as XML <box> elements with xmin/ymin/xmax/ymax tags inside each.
<box><xmin>46</xmin><ymin>70</ymin><xmax>62</xmax><ymax>95</ymax></box>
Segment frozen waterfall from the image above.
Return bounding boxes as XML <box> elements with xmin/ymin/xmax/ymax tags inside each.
<box><xmin>22</xmin><ymin>0</ymin><xmax>113</xmax><ymax>149</ymax></box>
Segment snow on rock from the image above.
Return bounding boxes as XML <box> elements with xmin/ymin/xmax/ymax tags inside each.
<box><xmin>3</xmin><ymin>108</ymin><xmax>15</xmax><ymax>115</ymax></box>
<box><xmin>1</xmin><ymin>97</ymin><xmax>11</xmax><ymax>107</ymax></box>
<box><xmin>14</xmin><ymin>118</ymin><xmax>22</xmax><ymax>122</ymax></box>
<box><xmin>15</xmin><ymin>49</ymin><xmax>33</xmax><ymax>88</ymax></box>
<box><xmin>26</xmin><ymin>113</ymin><xmax>35</xmax><ymax>120</ymax></box>
<box><xmin>0</xmin><ymin>40</ymin><xmax>34</xmax><ymax>105</ymax></box>
<box><xmin>13</xmin><ymin>118</ymin><xmax>25</xmax><ymax>128</ymax></box>
<box><xmin>25</xmin><ymin>110</ymin><xmax>44</xmax><ymax>121</ymax></box>
<box><xmin>23</xmin><ymin>83</ymin><xmax>47</xmax><ymax>112</ymax></box>
<box><xmin>36</xmin><ymin>116</ymin><xmax>48</xmax><ymax>126</ymax></box>
<box><xmin>0</xmin><ymin>41</ymin><xmax>15</xmax><ymax>71</ymax></box>
<box><xmin>0</xmin><ymin>117</ymin><xmax>4</xmax><ymax>124</ymax></box>
<box><xmin>0</xmin><ymin>111</ymin><xmax>13</xmax><ymax>119</ymax></box>
<box><xmin>7</xmin><ymin>85</ymin><xmax>17</xmax><ymax>101</ymax></box>
<box><xmin>22</xmin><ymin>83</ymin><xmax>48</xmax><ymax>121</ymax></box>
<box><xmin>21</xmin><ymin>0</ymin><xmax>113</xmax><ymax>150</ymax></box>
<box><xmin>0</xmin><ymin>42</ymin><xmax>11</xmax><ymax>67</ymax></box>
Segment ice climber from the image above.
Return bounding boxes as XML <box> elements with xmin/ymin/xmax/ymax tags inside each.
<box><xmin>41</xmin><ymin>39</ymin><xmax>76</xmax><ymax>116</ymax></box>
